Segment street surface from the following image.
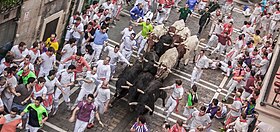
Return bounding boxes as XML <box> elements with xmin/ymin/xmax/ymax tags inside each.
<box><xmin>42</xmin><ymin>1</ymin><xmax>250</xmax><ymax>131</ymax></box>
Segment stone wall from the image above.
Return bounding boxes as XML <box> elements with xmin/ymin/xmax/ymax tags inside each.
<box><xmin>14</xmin><ymin>0</ymin><xmax>72</xmax><ymax>47</ymax></box>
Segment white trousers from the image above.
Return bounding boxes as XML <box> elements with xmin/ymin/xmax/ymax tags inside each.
<box><xmin>225</xmin><ymin>79</ymin><xmax>240</xmax><ymax>100</ymax></box>
<box><xmin>165</xmin><ymin>96</ymin><xmax>177</xmax><ymax>120</ymax></box>
<box><xmin>211</xmin><ymin>43</ymin><xmax>226</xmax><ymax>55</ymax></box>
<box><xmin>28</xmin><ymin>124</ymin><xmax>40</xmax><ymax>132</ymax></box>
<box><xmin>137</xmin><ymin>35</ymin><xmax>147</xmax><ymax>56</ymax></box>
<box><xmin>38</xmin><ymin>69</ymin><xmax>50</xmax><ymax>77</ymax></box>
<box><xmin>74</xmin><ymin>88</ymin><xmax>93</xmax><ymax>106</ymax></box>
<box><xmin>205</xmin><ymin>35</ymin><xmax>218</xmax><ymax>50</ymax></box>
<box><xmin>94</xmin><ymin>100</ymin><xmax>105</xmax><ymax>114</ymax></box>
<box><xmin>2</xmin><ymin>96</ymin><xmax>14</xmax><ymax>112</ymax></box>
<box><xmin>269</xmin><ymin>20</ymin><xmax>279</xmax><ymax>34</ymax></box>
<box><xmin>54</xmin><ymin>87</ymin><xmax>71</xmax><ymax>104</ymax></box>
<box><xmin>155</xmin><ymin>14</ymin><xmax>165</xmax><ymax>25</ymax></box>
<box><xmin>241</xmin><ymin>91</ymin><xmax>251</xmax><ymax>100</ymax></box>
<box><xmin>92</xmin><ymin>44</ymin><xmax>103</xmax><ymax>61</ymax></box>
<box><xmin>121</xmin><ymin>49</ymin><xmax>133</xmax><ymax>61</ymax></box>
<box><xmin>74</xmin><ymin>119</ymin><xmax>88</xmax><ymax>132</ymax></box>
<box><xmin>164</xmin><ymin>8</ymin><xmax>172</xmax><ymax>21</ymax></box>
<box><xmin>191</xmin><ymin>67</ymin><xmax>203</xmax><ymax>87</ymax></box>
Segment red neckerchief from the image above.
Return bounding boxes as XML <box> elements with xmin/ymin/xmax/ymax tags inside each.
<box><xmin>3</xmin><ymin>62</ymin><xmax>10</xmax><ymax>67</ymax></box>
<box><xmin>228</xmin><ymin>66</ymin><xmax>233</xmax><ymax>68</ymax></box>
<box><xmin>30</xmin><ymin>48</ymin><xmax>38</xmax><ymax>54</ymax></box>
<box><xmin>276</xmin><ymin>11</ymin><xmax>280</xmax><ymax>14</ymax></box>
<box><xmin>246</xmin><ymin>24</ymin><xmax>250</xmax><ymax>28</ymax></box>
<box><xmin>176</xmin><ymin>85</ymin><xmax>182</xmax><ymax>88</ymax></box>
<box><xmin>75</xmin><ymin>22</ymin><xmax>80</xmax><ymax>27</ymax></box>
<box><xmin>235</xmin><ymin>97</ymin><xmax>242</xmax><ymax>102</ymax></box>
<box><xmin>240</xmin><ymin>119</ymin><xmax>247</xmax><ymax>122</ymax></box>
<box><xmin>35</xmin><ymin>84</ymin><xmax>43</xmax><ymax>92</ymax></box>
<box><xmin>263</xmin><ymin>57</ymin><xmax>268</xmax><ymax>60</ymax></box>
<box><xmin>18</xmin><ymin>47</ymin><xmax>23</xmax><ymax>54</ymax></box>
<box><xmin>248</xmin><ymin>44</ymin><xmax>253</xmax><ymax>48</ymax></box>
<box><xmin>22</xmin><ymin>70</ymin><xmax>30</xmax><ymax>77</ymax></box>
<box><xmin>87</xmin><ymin>27</ymin><xmax>93</xmax><ymax>32</ymax></box>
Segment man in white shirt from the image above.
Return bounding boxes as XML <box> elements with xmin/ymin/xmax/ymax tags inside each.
<box><xmin>10</xmin><ymin>42</ymin><xmax>29</xmax><ymax>64</ymax></box>
<box><xmin>101</xmin><ymin>0</ymin><xmax>114</xmax><ymax>18</ymax></box>
<box><xmin>70</xmin><ymin>17</ymin><xmax>84</xmax><ymax>51</ymax></box>
<box><xmin>155</xmin><ymin>4</ymin><xmax>166</xmax><ymax>25</ymax></box>
<box><xmin>2</xmin><ymin>68</ymin><xmax>18</xmax><ymax>112</ymax></box>
<box><xmin>240</xmin><ymin>21</ymin><xmax>254</xmax><ymax>42</ymax></box>
<box><xmin>191</xmin><ymin>50</ymin><xmax>209</xmax><ymax>87</ymax></box>
<box><xmin>269</xmin><ymin>8</ymin><xmax>280</xmax><ymax>34</ymax></box>
<box><xmin>103</xmin><ymin>45</ymin><xmax>131</xmax><ymax>76</ymax></box>
<box><xmin>161</xmin><ymin>80</ymin><xmax>184</xmax><ymax>121</ymax></box>
<box><xmin>224</xmin><ymin>92</ymin><xmax>243</xmax><ymax>126</ymax></box>
<box><xmin>121</xmin><ymin>25</ymin><xmax>135</xmax><ymax>40</ymax></box>
<box><xmin>188</xmin><ymin>106</ymin><xmax>212</xmax><ymax>131</ymax></box>
<box><xmin>94</xmin><ymin>80</ymin><xmax>111</xmax><ymax>115</ymax></box>
<box><xmin>28</xmin><ymin>42</ymin><xmax>41</xmax><ymax>64</ymax></box>
<box><xmin>226</xmin><ymin>113</ymin><xmax>248</xmax><ymax>132</ymax></box>
<box><xmin>205</xmin><ymin>19</ymin><xmax>223</xmax><ymax>50</ymax></box>
<box><xmin>53</xmin><ymin>65</ymin><xmax>76</xmax><ymax>114</ymax></box>
<box><xmin>95</xmin><ymin>57</ymin><xmax>111</xmax><ymax>85</ymax></box>
<box><xmin>58</xmin><ymin>39</ymin><xmax>77</xmax><ymax>71</ymax></box>
<box><xmin>256</xmin><ymin>52</ymin><xmax>269</xmax><ymax>76</ymax></box>
<box><xmin>74</xmin><ymin>67</ymin><xmax>97</xmax><ymax>108</ymax></box>
<box><xmin>121</xmin><ymin>33</ymin><xmax>137</xmax><ymax>61</ymax></box>
<box><xmin>38</xmin><ymin>47</ymin><xmax>56</xmax><ymax>77</ymax></box>
<box><xmin>250</xmin><ymin>3</ymin><xmax>262</xmax><ymax>25</ymax></box>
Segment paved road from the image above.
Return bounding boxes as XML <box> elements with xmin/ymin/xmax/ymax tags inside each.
<box><xmin>42</xmin><ymin>1</ymin><xmax>249</xmax><ymax>131</ymax></box>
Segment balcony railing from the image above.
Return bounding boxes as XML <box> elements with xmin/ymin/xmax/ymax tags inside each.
<box><xmin>0</xmin><ymin>0</ymin><xmax>22</xmax><ymax>14</ymax></box>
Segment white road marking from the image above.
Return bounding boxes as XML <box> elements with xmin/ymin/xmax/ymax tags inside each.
<box><xmin>44</xmin><ymin>122</ymin><xmax>68</xmax><ymax>132</ymax></box>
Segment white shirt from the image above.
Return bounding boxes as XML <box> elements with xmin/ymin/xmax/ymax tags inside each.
<box><xmin>84</xmin><ymin>53</ymin><xmax>95</xmax><ymax>64</ymax></box>
<box><xmin>121</xmin><ymin>28</ymin><xmax>135</xmax><ymax>40</ymax></box>
<box><xmin>96</xmin><ymin>60</ymin><xmax>111</xmax><ymax>81</ymax></box>
<box><xmin>195</xmin><ymin>55</ymin><xmax>209</xmax><ymax>69</ymax></box>
<box><xmin>11</xmin><ymin>45</ymin><xmax>29</xmax><ymax>60</ymax></box>
<box><xmin>252</xmin><ymin>6</ymin><xmax>262</xmax><ymax>16</ymax></box>
<box><xmin>61</xmin><ymin>44</ymin><xmax>77</xmax><ymax>61</ymax></box>
<box><xmin>213</xmin><ymin>23</ymin><xmax>223</xmax><ymax>34</ymax></box>
<box><xmin>233</xmin><ymin>117</ymin><xmax>248</xmax><ymax>132</ymax></box>
<box><xmin>230</xmin><ymin>99</ymin><xmax>242</xmax><ymax>117</ymax></box>
<box><xmin>171</xmin><ymin>84</ymin><xmax>184</xmax><ymax>99</ymax></box>
<box><xmin>95</xmin><ymin>84</ymin><xmax>110</xmax><ymax>103</ymax></box>
<box><xmin>122</xmin><ymin>37</ymin><xmax>137</xmax><ymax>51</ymax></box>
<box><xmin>272</xmin><ymin>11</ymin><xmax>280</xmax><ymax>21</ymax></box>
<box><xmin>190</xmin><ymin>111</ymin><xmax>211</xmax><ymax>129</ymax></box>
<box><xmin>259</xmin><ymin>58</ymin><xmax>269</xmax><ymax>75</ymax></box>
<box><xmin>32</xmin><ymin>86</ymin><xmax>47</xmax><ymax>98</ymax></box>
<box><xmin>103</xmin><ymin>46</ymin><xmax>130</xmax><ymax>65</ymax></box>
<box><xmin>28</xmin><ymin>49</ymin><xmax>40</xmax><ymax>63</ymax></box>
<box><xmin>80</xmin><ymin>15</ymin><xmax>89</xmax><ymax>26</ymax></box>
<box><xmin>19</xmin><ymin>62</ymin><xmax>35</xmax><ymax>72</ymax></box>
<box><xmin>56</xmin><ymin>69</ymin><xmax>74</xmax><ymax>87</ymax></box>
<box><xmin>81</xmin><ymin>71</ymin><xmax>97</xmax><ymax>92</ymax></box>
<box><xmin>101</xmin><ymin>2</ymin><xmax>114</xmax><ymax>13</ymax></box>
<box><xmin>40</xmin><ymin>52</ymin><xmax>55</xmax><ymax>73</ymax></box>
<box><xmin>72</xmin><ymin>23</ymin><xmax>84</xmax><ymax>39</ymax></box>
<box><xmin>3</xmin><ymin>76</ymin><xmax>17</xmax><ymax>99</ymax></box>
<box><xmin>44</xmin><ymin>77</ymin><xmax>61</xmax><ymax>94</ymax></box>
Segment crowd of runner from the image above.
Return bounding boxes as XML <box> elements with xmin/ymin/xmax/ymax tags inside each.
<box><xmin>0</xmin><ymin>0</ymin><xmax>279</xmax><ymax>131</ymax></box>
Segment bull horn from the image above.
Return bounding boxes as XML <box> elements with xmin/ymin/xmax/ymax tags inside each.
<box><xmin>167</xmin><ymin>68</ymin><xmax>172</xmax><ymax>73</ymax></box>
<box><xmin>121</xmin><ymin>86</ymin><xmax>130</xmax><ymax>89</ymax></box>
<box><xmin>169</xmin><ymin>32</ymin><xmax>175</xmax><ymax>35</ymax></box>
<box><xmin>143</xmin><ymin>58</ymin><xmax>149</xmax><ymax>62</ymax></box>
<box><xmin>111</xmin><ymin>77</ymin><xmax>118</xmax><ymax>81</ymax></box>
<box><xmin>137</xmin><ymin>89</ymin><xmax>145</xmax><ymax>94</ymax></box>
<box><xmin>174</xmin><ymin>43</ymin><xmax>180</xmax><ymax>46</ymax></box>
<box><xmin>126</xmin><ymin>81</ymin><xmax>133</xmax><ymax>86</ymax></box>
<box><xmin>153</xmin><ymin>64</ymin><xmax>159</xmax><ymax>67</ymax></box>
<box><xmin>129</xmin><ymin>102</ymin><xmax>138</xmax><ymax>105</ymax></box>
<box><xmin>163</xmin><ymin>43</ymin><xmax>170</xmax><ymax>46</ymax></box>
<box><xmin>144</xmin><ymin>105</ymin><xmax>153</xmax><ymax>112</ymax></box>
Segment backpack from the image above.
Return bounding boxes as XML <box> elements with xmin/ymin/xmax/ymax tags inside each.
<box><xmin>192</xmin><ymin>93</ymin><xmax>198</xmax><ymax>104</ymax></box>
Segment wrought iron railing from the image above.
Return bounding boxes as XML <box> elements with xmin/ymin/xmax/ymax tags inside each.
<box><xmin>0</xmin><ymin>0</ymin><xmax>22</xmax><ymax>14</ymax></box>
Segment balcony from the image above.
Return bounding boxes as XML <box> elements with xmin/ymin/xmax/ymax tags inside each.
<box><xmin>0</xmin><ymin>0</ymin><xmax>22</xmax><ymax>14</ymax></box>
<box><xmin>256</xmin><ymin>33</ymin><xmax>280</xmax><ymax>131</ymax></box>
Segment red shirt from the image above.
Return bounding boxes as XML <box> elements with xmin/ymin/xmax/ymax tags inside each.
<box><xmin>222</xmin><ymin>23</ymin><xmax>233</xmax><ymax>36</ymax></box>
<box><xmin>63</xmin><ymin>55</ymin><xmax>91</xmax><ymax>73</ymax></box>
<box><xmin>169</xmin><ymin>124</ymin><xmax>186</xmax><ymax>132</ymax></box>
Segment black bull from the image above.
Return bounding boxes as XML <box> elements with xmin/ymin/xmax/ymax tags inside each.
<box><xmin>129</xmin><ymin>79</ymin><xmax>167</xmax><ymax>115</ymax></box>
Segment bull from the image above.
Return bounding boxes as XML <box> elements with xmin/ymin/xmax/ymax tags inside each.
<box><xmin>111</xmin><ymin>60</ymin><xmax>144</xmax><ymax>106</ymax></box>
<box><xmin>181</xmin><ymin>35</ymin><xmax>200</xmax><ymax>65</ymax></box>
<box><xmin>129</xmin><ymin>79</ymin><xmax>167</xmax><ymax>115</ymax></box>
<box><xmin>142</xmin><ymin>51</ymin><xmax>159</xmax><ymax>76</ymax></box>
<box><xmin>127</xmin><ymin>72</ymin><xmax>154</xmax><ymax>102</ymax></box>
<box><xmin>154</xmin><ymin>34</ymin><xmax>174</xmax><ymax>57</ymax></box>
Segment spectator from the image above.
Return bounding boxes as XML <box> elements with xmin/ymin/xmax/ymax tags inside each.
<box><xmin>206</xmin><ymin>98</ymin><xmax>219</xmax><ymax>119</ymax></box>
<box><xmin>45</xmin><ymin>34</ymin><xmax>59</xmax><ymax>53</ymax></box>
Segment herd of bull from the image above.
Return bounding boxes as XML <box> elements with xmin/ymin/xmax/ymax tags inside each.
<box><xmin>111</xmin><ymin>20</ymin><xmax>200</xmax><ymax>115</ymax></box>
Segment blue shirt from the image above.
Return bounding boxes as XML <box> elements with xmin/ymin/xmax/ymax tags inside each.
<box><xmin>130</xmin><ymin>6</ymin><xmax>144</xmax><ymax>20</ymax></box>
<box><xmin>94</xmin><ymin>30</ymin><xmax>108</xmax><ymax>45</ymax></box>
<box><xmin>186</xmin><ymin>0</ymin><xmax>198</xmax><ymax>11</ymax></box>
